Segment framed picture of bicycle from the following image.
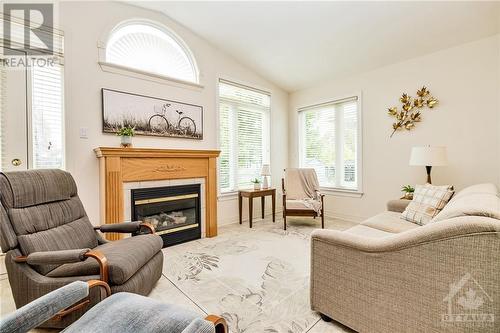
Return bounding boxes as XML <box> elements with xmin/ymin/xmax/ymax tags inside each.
<box><xmin>102</xmin><ymin>88</ymin><xmax>203</xmax><ymax>140</ymax></box>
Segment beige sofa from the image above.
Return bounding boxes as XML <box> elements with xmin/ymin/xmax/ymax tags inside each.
<box><xmin>310</xmin><ymin>183</ymin><xmax>500</xmax><ymax>333</ymax></box>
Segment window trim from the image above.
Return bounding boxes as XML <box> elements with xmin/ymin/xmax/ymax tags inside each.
<box><xmin>297</xmin><ymin>92</ymin><xmax>363</xmax><ymax>195</ymax></box>
<box><xmin>97</xmin><ymin>19</ymin><xmax>203</xmax><ymax>89</ymax></box>
<box><xmin>216</xmin><ymin>76</ymin><xmax>272</xmax><ymax>197</ymax></box>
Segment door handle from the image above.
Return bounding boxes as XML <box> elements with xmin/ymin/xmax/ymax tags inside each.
<box><xmin>11</xmin><ymin>158</ymin><xmax>22</xmax><ymax>167</ymax></box>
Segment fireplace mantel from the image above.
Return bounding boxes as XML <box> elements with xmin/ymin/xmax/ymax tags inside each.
<box><xmin>94</xmin><ymin>147</ymin><xmax>220</xmax><ymax>240</ymax></box>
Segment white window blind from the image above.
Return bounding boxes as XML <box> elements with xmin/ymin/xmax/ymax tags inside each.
<box><xmin>299</xmin><ymin>96</ymin><xmax>360</xmax><ymax>191</ymax></box>
<box><xmin>106</xmin><ymin>23</ymin><xmax>198</xmax><ymax>83</ymax></box>
<box><xmin>219</xmin><ymin>79</ymin><xmax>270</xmax><ymax>193</ymax></box>
<box><xmin>31</xmin><ymin>62</ymin><xmax>64</xmax><ymax>169</ymax></box>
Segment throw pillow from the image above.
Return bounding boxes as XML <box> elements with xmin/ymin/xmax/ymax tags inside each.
<box><xmin>401</xmin><ymin>184</ymin><xmax>454</xmax><ymax>225</ymax></box>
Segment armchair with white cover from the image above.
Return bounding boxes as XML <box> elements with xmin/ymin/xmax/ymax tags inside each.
<box><xmin>282</xmin><ymin>168</ymin><xmax>325</xmax><ymax>230</ymax></box>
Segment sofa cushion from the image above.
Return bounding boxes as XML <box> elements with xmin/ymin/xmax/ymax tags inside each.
<box><xmin>286</xmin><ymin>199</ymin><xmax>321</xmax><ymax>211</ymax></box>
<box><xmin>47</xmin><ymin>234</ymin><xmax>163</xmax><ymax>285</ymax></box>
<box><xmin>362</xmin><ymin>212</ymin><xmax>419</xmax><ymax>233</ymax></box>
<box><xmin>401</xmin><ymin>184</ymin><xmax>454</xmax><ymax>225</ymax></box>
<box><xmin>432</xmin><ymin>183</ymin><xmax>500</xmax><ymax>222</ymax></box>
<box><xmin>344</xmin><ymin>225</ymin><xmax>394</xmax><ymax>238</ymax></box>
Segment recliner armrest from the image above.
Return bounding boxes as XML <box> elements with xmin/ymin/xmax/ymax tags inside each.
<box><xmin>15</xmin><ymin>249</ymin><xmax>110</xmax><ymax>283</ymax></box>
<box><xmin>15</xmin><ymin>248</ymin><xmax>91</xmax><ymax>265</ymax></box>
<box><xmin>94</xmin><ymin>221</ymin><xmax>155</xmax><ymax>234</ymax></box>
<box><xmin>0</xmin><ymin>280</ymin><xmax>111</xmax><ymax>333</ymax></box>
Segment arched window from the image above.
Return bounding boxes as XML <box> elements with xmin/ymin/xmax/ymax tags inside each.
<box><xmin>105</xmin><ymin>21</ymin><xmax>198</xmax><ymax>83</ymax></box>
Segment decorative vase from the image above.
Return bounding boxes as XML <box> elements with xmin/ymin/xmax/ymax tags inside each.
<box><xmin>253</xmin><ymin>183</ymin><xmax>260</xmax><ymax>190</ymax></box>
<box><xmin>120</xmin><ymin>135</ymin><xmax>132</xmax><ymax>148</ymax></box>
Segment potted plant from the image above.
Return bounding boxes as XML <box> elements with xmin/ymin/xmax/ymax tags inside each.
<box><xmin>251</xmin><ymin>178</ymin><xmax>261</xmax><ymax>190</ymax></box>
<box><xmin>117</xmin><ymin>126</ymin><xmax>135</xmax><ymax>148</ymax></box>
<box><xmin>401</xmin><ymin>185</ymin><xmax>415</xmax><ymax>200</ymax></box>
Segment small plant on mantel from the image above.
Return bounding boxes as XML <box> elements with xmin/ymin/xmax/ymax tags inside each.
<box><xmin>401</xmin><ymin>184</ymin><xmax>415</xmax><ymax>200</ymax></box>
<box><xmin>251</xmin><ymin>178</ymin><xmax>261</xmax><ymax>190</ymax></box>
<box><xmin>116</xmin><ymin>125</ymin><xmax>135</xmax><ymax>148</ymax></box>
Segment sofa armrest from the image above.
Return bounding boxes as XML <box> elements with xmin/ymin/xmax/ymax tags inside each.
<box><xmin>386</xmin><ymin>199</ymin><xmax>410</xmax><ymax>213</ymax></box>
<box><xmin>94</xmin><ymin>221</ymin><xmax>155</xmax><ymax>234</ymax></box>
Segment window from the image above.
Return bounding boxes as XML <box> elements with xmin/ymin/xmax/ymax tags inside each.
<box><xmin>218</xmin><ymin>79</ymin><xmax>271</xmax><ymax>193</ymax></box>
<box><xmin>299</xmin><ymin>96</ymin><xmax>361</xmax><ymax>191</ymax></box>
<box><xmin>105</xmin><ymin>22</ymin><xmax>198</xmax><ymax>83</ymax></box>
<box><xmin>31</xmin><ymin>62</ymin><xmax>64</xmax><ymax>169</ymax></box>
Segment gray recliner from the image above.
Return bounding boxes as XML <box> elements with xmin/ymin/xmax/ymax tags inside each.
<box><xmin>0</xmin><ymin>281</ymin><xmax>228</xmax><ymax>333</ymax></box>
<box><xmin>0</xmin><ymin>169</ymin><xmax>164</xmax><ymax>328</ymax></box>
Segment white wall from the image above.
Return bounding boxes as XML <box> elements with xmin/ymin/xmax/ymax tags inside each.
<box><xmin>289</xmin><ymin>35</ymin><xmax>500</xmax><ymax>222</ymax></box>
<box><xmin>59</xmin><ymin>1</ymin><xmax>288</xmax><ymax>226</ymax></box>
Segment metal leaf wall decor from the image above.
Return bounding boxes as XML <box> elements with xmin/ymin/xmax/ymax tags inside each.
<box><xmin>388</xmin><ymin>86</ymin><xmax>438</xmax><ymax>138</ymax></box>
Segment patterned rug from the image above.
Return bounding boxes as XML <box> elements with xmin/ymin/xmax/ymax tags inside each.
<box><xmin>162</xmin><ymin>217</ymin><xmax>356</xmax><ymax>333</ymax></box>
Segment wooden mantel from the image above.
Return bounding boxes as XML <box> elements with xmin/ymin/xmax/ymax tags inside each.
<box><xmin>94</xmin><ymin>147</ymin><xmax>220</xmax><ymax>240</ymax></box>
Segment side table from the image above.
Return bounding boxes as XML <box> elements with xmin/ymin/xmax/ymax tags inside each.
<box><xmin>238</xmin><ymin>188</ymin><xmax>276</xmax><ymax>228</ymax></box>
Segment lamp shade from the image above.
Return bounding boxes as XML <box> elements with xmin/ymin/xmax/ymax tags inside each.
<box><xmin>260</xmin><ymin>164</ymin><xmax>271</xmax><ymax>176</ymax></box>
<box><xmin>409</xmin><ymin>146</ymin><xmax>448</xmax><ymax>166</ymax></box>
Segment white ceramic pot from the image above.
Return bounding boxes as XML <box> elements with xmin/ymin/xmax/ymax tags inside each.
<box><xmin>253</xmin><ymin>183</ymin><xmax>261</xmax><ymax>190</ymax></box>
<box><xmin>121</xmin><ymin>135</ymin><xmax>132</xmax><ymax>147</ymax></box>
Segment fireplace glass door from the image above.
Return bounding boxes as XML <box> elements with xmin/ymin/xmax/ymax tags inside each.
<box><xmin>131</xmin><ymin>184</ymin><xmax>201</xmax><ymax>247</ymax></box>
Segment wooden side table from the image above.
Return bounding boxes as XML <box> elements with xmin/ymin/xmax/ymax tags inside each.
<box><xmin>238</xmin><ymin>188</ymin><xmax>276</xmax><ymax>228</ymax></box>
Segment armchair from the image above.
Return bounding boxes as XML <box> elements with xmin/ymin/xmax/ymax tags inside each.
<box><xmin>282</xmin><ymin>168</ymin><xmax>325</xmax><ymax>230</ymax></box>
<box><xmin>0</xmin><ymin>169</ymin><xmax>164</xmax><ymax>328</ymax></box>
<box><xmin>0</xmin><ymin>281</ymin><xmax>228</xmax><ymax>333</ymax></box>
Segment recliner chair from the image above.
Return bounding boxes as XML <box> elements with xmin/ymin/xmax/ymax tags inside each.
<box><xmin>0</xmin><ymin>169</ymin><xmax>164</xmax><ymax>328</ymax></box>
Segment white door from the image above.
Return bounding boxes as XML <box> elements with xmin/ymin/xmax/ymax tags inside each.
<box><xmin>1</xmin><ymin>48</ymin><xmax>29</xmax><ymax>171</ymax></box>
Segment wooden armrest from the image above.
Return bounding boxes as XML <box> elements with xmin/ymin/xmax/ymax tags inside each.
<box><xmin>84</xmin><ymin>250</ymin><xmax>109</xmax><ymax>283</ymax></box>
<box><xmin>54</xmin><ymin>280</ymin><xmax>111</xmax><ymax>321</ymax></box>
<box><xmin>205</xmin><ymin>315</ymin><xmax>228</xmax><ymax>333</ymax></box>
<box><xmin>139</xmin><ymin>222</ymin><xmax>155</xmax><ymax>234</ymax></box>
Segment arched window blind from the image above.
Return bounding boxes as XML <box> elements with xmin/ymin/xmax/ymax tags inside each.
<box><xmin>106</xmin><ymin>23</ymin><xmax>198</xmax><ymax>83</ymax></box>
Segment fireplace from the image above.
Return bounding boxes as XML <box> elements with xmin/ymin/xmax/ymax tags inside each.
<box><xmin>131</xmin><ymin>184</ymin><xmax>201</xmax><ymax>247</ymax></box>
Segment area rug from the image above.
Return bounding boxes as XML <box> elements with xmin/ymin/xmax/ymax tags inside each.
<box><xmin>162</xmin><ymin>217</ymin><xmax>355</xmax><ymax>333</ymax></box>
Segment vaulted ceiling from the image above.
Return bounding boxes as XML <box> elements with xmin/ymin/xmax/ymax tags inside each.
<box><xmin>132</xmin><ymin>1</ymin><xmax>500</xmax><ymax>92</ymax></box>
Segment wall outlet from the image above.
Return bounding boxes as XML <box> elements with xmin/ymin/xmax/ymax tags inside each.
<box><xmin>79</xmin><ymin>127</ymin><xmax>88</xmax><ymax>139</ymax></box>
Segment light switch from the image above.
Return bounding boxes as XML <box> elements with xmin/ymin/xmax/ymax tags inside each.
<box><xmin>79</xmin><ymin>127</ymin><xmax>88</xmax><ymax>139</ymax></box>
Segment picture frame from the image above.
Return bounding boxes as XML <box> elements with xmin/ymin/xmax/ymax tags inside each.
<box><xmin>102</xmin><ymin>88</ymin><xmax>203</xmax><ymax>140</ymax></box>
